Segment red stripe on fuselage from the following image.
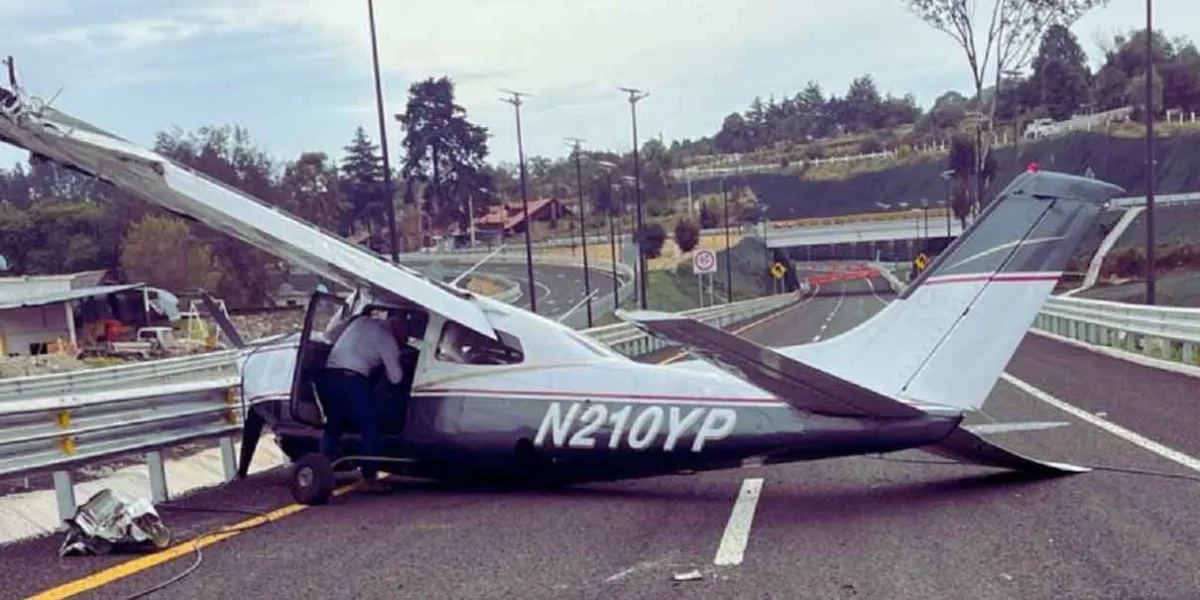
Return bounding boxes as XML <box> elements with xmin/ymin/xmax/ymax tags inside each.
<box><xmin>923</xmin><ymin>272</ymin><xmax>1061</xmax><ymax>286</ymax></box>
<box><xmin>415</xmin><ymin>387</ymin><xmax>780</xmax><ymax>405</ymax></box>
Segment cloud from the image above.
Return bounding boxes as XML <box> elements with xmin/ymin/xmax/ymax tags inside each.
<box><xmin>4</xmin><ymin>0</ymin><xmax>1199</xmax><ymax>165</ymax></box>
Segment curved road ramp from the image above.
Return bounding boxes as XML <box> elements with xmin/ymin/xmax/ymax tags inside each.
<box><xmin>6</xmin><ymin>74</ymin><xmax>1200</xmax><ymax>599</ymax></box>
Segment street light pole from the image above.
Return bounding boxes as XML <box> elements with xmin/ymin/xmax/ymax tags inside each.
<box><xmin>1145</xmin><ymin>0</ymin><xmax>1157</xmax><ymax>305</ymax></box>
<box><xmin>596</xmin><ymin>161</ymin><xmax>620</xmax><ymax>310</ymax></box>
<box><xmin>501</xmin><ymin>88</ymin><xmax>537</xmax><ymax>314</ymax></box>
<box><xmin>567</xmin><ymin>137</ymin><xmax>592</xmax><ymax>327</ymax></box>
<box><xmin>620</xmin><ymin>87</ymin><xmax>650</xmax><ymax>309</ymax></box>
<box><xmin>722</xmin><ymin>178</ymin><xmax>732</xmax><ymax>303</ymax></box>
<box><xmin>367</xmin><ymin>0</ymin><xmax>398</xmax><ymax>263</ymax></box>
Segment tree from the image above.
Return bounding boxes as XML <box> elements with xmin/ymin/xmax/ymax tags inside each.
<box><xmin>279</xmin><ymin>151</ymin><xmax>346</xmax><ymax>233</ymax></box>
<box><xmin>1030</xmin><ymin>24</ymin><xmax>1092</xmax><ymax>120</ymax></box>
<box><xmin>1127</xmin><ymin>69</ymin><xmax>1164</xmax><ymax>121</ymax></box>
<box><xmin>905</xmin><ymin>0</ymin><xmax>1110</xmax><ymax>215</ymax></box>
<box><xmin>636</xmin><ymin>222</ymin><xmax>667</xmax><ymax>259</ymax></box>
<box><xmin>339</xmin><ymin>126</ymin><xmax>387</xmax><ymax>236</ymax></box>
<box><xmin>1092</xmin><ymin>29</ymin><xmax>1200</xmax><ymax>117</ymax></box>
<box><xmin>675</xmin><ymin>218</ymin><xmax>700</xmax><ymax>253</ymax></box>
<box><xmin>396</xmin><ymin>76</ymin><xmax>492</xmax><ymax>231</ymax></box>
<box><xmin>153</xmin><ymin>125</ymin><xmax>284</xmax><ymax>306</ymax></box>
<box><xmin>119</xmin><ymin>214</ymin><xmax>221</xmax><ymax>295</ymax></box>
<box><xmin>919</xmin><ymin>91</ymin><xmax>970</xmax><ymax>131</ymax></box>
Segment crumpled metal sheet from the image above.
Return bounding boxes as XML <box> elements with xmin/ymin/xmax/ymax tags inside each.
<box><xmin>59</xmin><ymin>488</ymin><xmax>171</xmax><ymax>556</ymax></box>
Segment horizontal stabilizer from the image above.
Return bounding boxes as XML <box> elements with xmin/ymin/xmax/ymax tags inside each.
<box><xmin>919</xmin><ymin>426</ymin><xmax>1089</xmax><ymax>474</ymax></box>
<box><xmin>615</xmin><ymin>309</ymin><xmax>926</xmax><ymax>419</ymax></box>
<box><xmin>963</xmin><ymin>421</ymin><xmax>1070</xmax><ymax>435</ymax></box>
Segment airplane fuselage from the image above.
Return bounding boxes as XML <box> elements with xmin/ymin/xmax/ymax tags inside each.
<box><xmin>266</xmin><ymin>360</ymin><xmax>963</xmax><ymax>485</ymax></box>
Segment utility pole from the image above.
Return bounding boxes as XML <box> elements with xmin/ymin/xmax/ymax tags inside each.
<box><xmin>722</xmin><ymin>178</ymin><xmax>732</xmax><ymax>303</ymax></box>
<box><xmin>366</xmin><ymin>0</ymin><xmax>398</xmax><ymax>263</ymax></box>
<box><xmin>620</xmin><ymin>86</ymin><xmax>650</xmax><ymax>309</ymax></box>
<box><xmin>501</xmin><ymin>88</ymin><xmax>538</xmax><ymax>314</ymax></box>
<box><xmin>567</xmin><ymin>137</ymin><xmax>593</xmax><ymax>327</ymax></box>
<box><xmin>1144</xmin><ymin>0</ymin><xmax>1157</xmax><ymax>305</ymax></box>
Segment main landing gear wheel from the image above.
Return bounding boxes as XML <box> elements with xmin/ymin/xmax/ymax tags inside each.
<box><xmin>289</xmin><ymin>453</ymin><xmax>335</xmax><ymax>505</ymax></box>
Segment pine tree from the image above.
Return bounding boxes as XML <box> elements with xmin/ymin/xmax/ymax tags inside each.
<box><xmin>339</xmin><ymin>127</ymin><xmax>386</xmax><ymax>235</ymax></box>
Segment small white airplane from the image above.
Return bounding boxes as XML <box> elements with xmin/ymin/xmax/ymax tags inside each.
<box><xmin>0</xmin><ymin>72</ymin><xmax>1124</xmax><ymax>506</ymax></box>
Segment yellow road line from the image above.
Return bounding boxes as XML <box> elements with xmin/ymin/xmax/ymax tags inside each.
<box><xmin>26</xmin><ymin>295</ymin><xmax>807</xmax><ymax>599</ymax></box>
<box><xmin>26</xmin><ymin>483</ymin><xmax>357</xmax><ymax>599</ymax></box>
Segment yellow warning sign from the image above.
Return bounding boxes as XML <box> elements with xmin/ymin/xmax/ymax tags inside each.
<box><xmin>914</xmin><ymin>253</ymin><xmax>929</xmax><ymax>271</ymax></box>
<box><xmin>771</xmin><ymin>262</ymin><xmax>787</xmax><ymax>279</ymax></box>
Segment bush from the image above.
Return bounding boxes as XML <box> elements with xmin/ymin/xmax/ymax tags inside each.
<box><xmin>1103</xmin><ymin>246</ymin><xmax>1146</xmax><ymax>278</ymax></box>
<box><xmin>636</xmin><ymin>222</ymin><xmax>667</xmax><ymax>258</ymax></box>
<box><xmin>674</xmin><ymin>218</ymin><xmax>700</xmax><ymax>253</ymax></box>
<box><xmin>1156</xmin><ymin>242</ymin><xmax>1200</xmax><ymax>270</ymax></box>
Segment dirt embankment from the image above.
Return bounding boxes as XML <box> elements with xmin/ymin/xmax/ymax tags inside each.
<box><xmin>693</xmin><ymin>132</ymin><xmax>1200</xmax><ymax>221</ymax></box>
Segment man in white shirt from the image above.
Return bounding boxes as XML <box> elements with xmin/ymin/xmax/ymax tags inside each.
<box><xmin>318</xmin><ymin>313</ymin><xmax>408</xmax><ymax>491</ymax></box>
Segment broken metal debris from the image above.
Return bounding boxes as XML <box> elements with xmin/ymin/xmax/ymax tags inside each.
<box><xmin>58</xmin><ymin>488</ymin><xmax>171</xmax><ymax>556</ymax></box>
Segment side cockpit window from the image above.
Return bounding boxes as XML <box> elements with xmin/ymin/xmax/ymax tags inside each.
<box><xmin>435</xmin><ymin>321</ymin><xmax>524</xmax><ymax>365</ymax></box>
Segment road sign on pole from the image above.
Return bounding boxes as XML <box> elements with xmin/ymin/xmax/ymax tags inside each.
<box><xmin>693</xmin><ymin>249</ymin><xmax>718</xmax><ymax>274</ymax></box>
<box><xmin>914</xmin><ymin>253</ymin><xmax>929</xmax><ymax>272</ymax></box>
<box><xmin>770</xmin><ymin>262</ymin><xmax>787</xmax><ymax>280</ymax></box>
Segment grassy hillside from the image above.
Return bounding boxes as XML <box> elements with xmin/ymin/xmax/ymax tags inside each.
<box><xmin>683</xmin><ymin>132</ymin><xmax>1200</xmax><ymax>223</ymax></box>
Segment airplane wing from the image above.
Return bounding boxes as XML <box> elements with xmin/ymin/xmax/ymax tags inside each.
<box><xmin>616</xmin><ymin>309</ymin><xmax>926</xmax><ymax>419</ymax></box>
<box><xmin>0</xmin><ymin>88</ymin><xmax>497</xmax><ymax>339</ymax></box>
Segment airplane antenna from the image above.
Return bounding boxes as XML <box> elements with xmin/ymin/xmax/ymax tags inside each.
<box><xmin>448</xmin><ymin>244</ymin><xmax>507</xmax><ymax>288</ymax></box>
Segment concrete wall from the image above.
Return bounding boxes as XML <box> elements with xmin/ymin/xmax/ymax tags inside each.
<box><xmin>0</xmin><ymin>303</ymin><xmax>71</xmax><ymax>356</ymax></box>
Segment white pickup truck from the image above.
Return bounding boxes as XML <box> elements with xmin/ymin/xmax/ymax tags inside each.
<box><xmin>92</xmin><ymin>326</ymin><xmax>207</xmax><ymax>359</ymax></box>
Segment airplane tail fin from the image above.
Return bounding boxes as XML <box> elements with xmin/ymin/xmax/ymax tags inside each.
<box><xmin>781</xmin><ymin>170</ymin><xmax>1124</xmax><ymax>413</ymax></box>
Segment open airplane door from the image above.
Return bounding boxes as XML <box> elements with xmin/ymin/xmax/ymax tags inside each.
<box><xmin>289</xmin><ymin>291</ymin><xmax>351</xmax><ymax>428</ymax></box>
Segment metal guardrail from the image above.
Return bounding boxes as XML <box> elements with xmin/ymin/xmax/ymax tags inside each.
<box><xmin>588</xmin><ymin>292</ymin><xmax>799</xmax><ymax>358</ymax></box>
<box><xmin>0</xmin><ymin>350</ymin><xmax>240</xmax><ymax>401</ymax></box>
<box><xmin>1034</xmin><ymin>296</ymin><xmax>1200</xmax><ymax>367</ymax></box>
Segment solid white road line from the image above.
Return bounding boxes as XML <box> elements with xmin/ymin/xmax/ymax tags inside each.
<box><xmin>1000</xmin><ymin>372</ymin><xmax>1200</xmax><ymax>473</ymax></box>
<box><xmin>713</xmin><ymin>477</ymin><xmax>764</xmax><ymax>566</ymax></box>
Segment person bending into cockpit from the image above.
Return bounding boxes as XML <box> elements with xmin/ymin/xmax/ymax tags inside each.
<box><xmin>319</xmin><ymin>313</ymin><xmax>407</xmax><ymax>493</ymax></box>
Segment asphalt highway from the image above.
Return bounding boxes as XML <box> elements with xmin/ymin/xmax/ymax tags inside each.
<box><xmin>455</xmin><ymin>262</ymin><xmax>618</xmax><ymax>318</ymax></box>
<box><xmin>7</xmin><ymin>282</ymin><xmax>1200</xmax><ymax>599</ymax></box>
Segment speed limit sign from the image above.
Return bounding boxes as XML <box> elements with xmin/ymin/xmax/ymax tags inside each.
<box><xmin>693</xmin><ymin>249</ymin><xmax>717</xmax><ymax>274</ymax></box>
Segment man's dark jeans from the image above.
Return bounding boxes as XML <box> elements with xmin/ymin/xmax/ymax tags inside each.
<box><xmin>317</xmin><ymin>369</ymin><xmax>381</xmax><ymax>479</ymax></box>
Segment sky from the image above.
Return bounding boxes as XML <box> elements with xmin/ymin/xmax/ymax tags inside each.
<box><xmin>0</xmin><ymin>0</ymin><xmax>1196</xmax><ymax>173</ymax></box>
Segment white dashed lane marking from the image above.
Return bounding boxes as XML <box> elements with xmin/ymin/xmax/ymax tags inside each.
<box><xmin>713</xmin><ymin>477</ymin><xmax>765</xmax><ymax>566</ymax></box>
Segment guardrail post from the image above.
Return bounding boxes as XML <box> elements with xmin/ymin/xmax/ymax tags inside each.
<box><xmin>146</xmin><ymin>450</ymin><xmax>169</xmax><ymax>503</ymax></box>
<box><xmin>218</xmin><ymin>436</ymin><xmax>237</xmax><ymax>482</ymax></box>
<box><xmin>1185</xmin><ymin>342</ymin><xmax>1197</xmax><ymax>365</ymax></box>
<box><xmin>53</xmin><ymin>470</ymin><xmax>75</xmax><ymax>522</ymax></box>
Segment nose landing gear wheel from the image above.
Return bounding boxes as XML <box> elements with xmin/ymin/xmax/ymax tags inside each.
<box><xmin>289</xmin><ymin>453</ymin><xmax>335</xmax><ymax>505</ymax></box>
